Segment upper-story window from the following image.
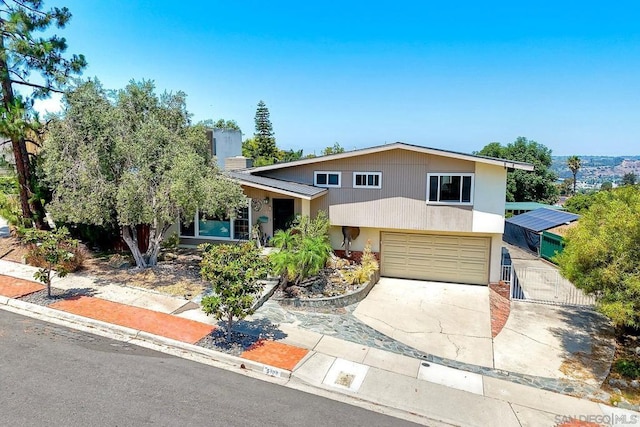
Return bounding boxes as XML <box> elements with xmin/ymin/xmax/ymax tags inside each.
<box><xmin>353</xmin><ymin>172</ymin><xmax>382</xmax><ymax>189</ymax></box>
<box><xmin>427</xmin><ymin>173</ymin><xmax>473</xmax><ymax>204</ymax></box>
<box><xmin>314</xmin><ymin>171</ymin><xmax>341</xmax><ymax>188</ymax></box>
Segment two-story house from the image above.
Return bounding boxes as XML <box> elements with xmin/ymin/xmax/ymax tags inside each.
<box><xmin>177</xmin><ymin>142</ymin><xmax>533</xmax><ymax>286</ymax></box>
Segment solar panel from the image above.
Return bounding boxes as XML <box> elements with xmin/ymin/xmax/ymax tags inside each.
<box><xmin>506</xmin><ymin>208</ymin><xmax>579</xmax><ymax>232</ymax></box>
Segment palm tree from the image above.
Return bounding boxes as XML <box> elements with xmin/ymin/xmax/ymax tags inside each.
<box><xmin>567</xmin><ymin>156</ymin><xmax>581</xmax><ymax>194</ymax></box>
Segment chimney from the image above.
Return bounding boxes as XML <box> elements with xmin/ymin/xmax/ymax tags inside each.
<box><xmin>225</xmin><ymin>156</ymin><xmax>254</xmax><ymax>171</ymax></box>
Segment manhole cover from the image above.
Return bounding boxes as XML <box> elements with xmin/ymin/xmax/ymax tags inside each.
<box><xmin>335</xmin><ymin>372</ymin><xmax>355</xmax><ymax>388</ymax></box>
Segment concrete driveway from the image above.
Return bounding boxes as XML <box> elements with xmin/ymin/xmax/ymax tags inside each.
<box><xmin>353</xmin><ymin>278</ymin><xmax>494</xmax><ymax>367</ymax></box>
<box><xmin>493</xmin><ymin>301</ymin><xmax>615</xmax><ymax>386</ymax></box>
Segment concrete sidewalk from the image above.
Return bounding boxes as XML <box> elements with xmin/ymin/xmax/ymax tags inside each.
<box><xmin>0</xmin><ymin>260</ymin><xmax>637</xmax><ymax>426</ymax></box>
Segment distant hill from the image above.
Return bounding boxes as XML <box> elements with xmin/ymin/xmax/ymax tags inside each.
<box><xmin>552</xmin><ymin>155</ymin><xmax>640</xmax><ymax>186</ymax></box>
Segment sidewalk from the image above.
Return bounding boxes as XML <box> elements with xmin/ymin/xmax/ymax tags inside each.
<box><xmin>0</xmin><ymin>260</ymin><xmax>637</xmax><ymax>426</ymax></box>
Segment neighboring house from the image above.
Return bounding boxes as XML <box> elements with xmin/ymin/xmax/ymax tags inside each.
<box><xmin>174</xmin><ymin>142</ymin><xmax>533</xmax><ymax>286</ymax></box>
<box><xmin>503</xmin><ymin>208</ymin><xmax>579</xmax><ymax>260</ymax></box>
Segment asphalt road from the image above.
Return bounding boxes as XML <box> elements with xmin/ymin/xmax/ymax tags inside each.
<box><xmin>0</xmin><ymin>310</ymin><xmax>419</xmax><ymax>426</ymax></box>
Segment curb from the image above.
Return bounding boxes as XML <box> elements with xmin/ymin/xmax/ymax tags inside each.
<box><xmin>0</xmin><ymin>295</ymin><xmax>292</xmax><ymax>381</ymax></box>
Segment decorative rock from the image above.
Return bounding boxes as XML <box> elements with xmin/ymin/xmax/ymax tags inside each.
<box><xmin>631</xmin><ymin>380</ymin><xmax>640</xmax><ymax>389</ymax></box>
<box><xmin>163</xmin><ymin>252</ymin><xmax>179</xmax><ymax>261</ymax></box>
<box><xmin>635</xmin><ymin>346</ymin><xmax>640</xmax><ymax>356</ymax></box>
<box><xmin>612</xmin><ymin>387</ymin><xmax>622</xmax><ymax>395</ymax></box>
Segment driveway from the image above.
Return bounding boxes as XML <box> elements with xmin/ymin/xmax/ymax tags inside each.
<box><xmin>494</xmin><ymin>244</ymin><xmax>616</xmax><ymax>386</ymax></box>
<box><xmin>493</xmin><ymin>301</ymin><xmax>615</xmax><ymax>386</ymax></box>
<box><xmin>353</xmin><ymin>278</ymin><xmax>494</xmax><ymax>367</ymax></box>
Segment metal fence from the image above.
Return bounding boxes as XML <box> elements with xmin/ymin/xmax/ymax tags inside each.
<box><xmin>501</xmin><ymin>264</ymin><xmax>595</xmax><ymax>307</ymax></box>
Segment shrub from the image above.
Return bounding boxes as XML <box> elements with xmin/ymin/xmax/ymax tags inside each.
<box><xmin>0</xmin><ymin>176</ymin><xmax>27</xmax><ymax>228</ymax></box>
<box><xmin>614</xmin><ymin>359</ymin><xmax>640</xmax><ymax>379</ymax></box>
<box><xmin>269</xmin><ymin>212</ymin><xmax>333</xmax><ymax>287</ymax></box>
<box><xmin>23</xmin><ymin>227</ymin><xmax>79</xmax><ymax>297</ymax></box>
<box><xmin>271</xmin><ymin>235</ymin><xmax>332</xmax><ymax>286</ymax></box>
<box><xmin>343</xmin><ymin>241</ymin><xmax>379</xmax><ymax>285</ymax></box>
<box><xmin>161</xmin><ymin>232</ymin><xmax>180</xmax><ymax>250</ymax></box>
<box><xmin>199</xmin><ymin>242</ymin><xmax>267</xmax><ymax>340</ymax></box>
<box><xmin>292</xmin><ymin>210</ymin><xmax>330</xmax><ymax>239</ymax></box>
<box><xmin>26</xmin><ymin>238</ymin><xmax>86</xmax><ymax>272</ymax></box>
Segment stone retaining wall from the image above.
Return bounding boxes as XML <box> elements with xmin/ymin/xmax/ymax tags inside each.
<box><xmin>273</xmin><ymin>270</ymin><xmax>380</xmax><ymax>309</ymax></box>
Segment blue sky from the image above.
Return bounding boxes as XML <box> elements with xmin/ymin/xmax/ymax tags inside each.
<box><xmin>33</xmin><ymin>1</ymin><xmax>640</xmax><ymax>156</ymax></box>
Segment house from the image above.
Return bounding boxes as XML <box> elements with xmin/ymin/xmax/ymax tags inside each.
<box><xmin>503</xmin><ymin>208</ymin><xmax>579</xmax><ymax>259</ymax></box>
<box><xmin>176</xmin><ymin>142</ymin><xmax>533</xmax><ymax>286</ymax></box>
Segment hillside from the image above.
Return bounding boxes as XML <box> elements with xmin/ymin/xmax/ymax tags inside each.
<box><xmin>552</xmin><ymin>155</ymin><xmax>640</xmax><ymax>186</ymax></box>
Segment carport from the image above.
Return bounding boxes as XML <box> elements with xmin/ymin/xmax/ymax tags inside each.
<box><xmin>503</xmin><ymin>208</ymin><xmax>578</xmax><ymax>256</ymax></box>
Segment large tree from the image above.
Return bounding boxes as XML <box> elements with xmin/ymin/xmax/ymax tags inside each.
<box><xmin>0</xmin><ymin>1</ymin><xmax>86</xmax><ymax>227</ymax></box>
<box><xmin>622</xmin><ymin>172</ymin><xmax>637</xmax><ymax>186</ymax></box>
<box><xmin>252</xmin><ymin>100</ymin><xmax>278</xmax><ymax>165</ymax></box>
<box><xmin>567</xmin><ymin>155</ymin><xmax>581</xmax><ymax>194</ymax></box>
<box><xmin>556</xmin><ymin>186</ymin><xmax>640</xmax><ymax>329</ymax></box>
<box><xmin>475</xmin><ymin>137</ymin><xmax>558</xmax><ymax>203</ymax></box>
<box><xmin>42</xmin><ymin>80</ymin><xmax>246</xmax><ymax>268</ymax></box>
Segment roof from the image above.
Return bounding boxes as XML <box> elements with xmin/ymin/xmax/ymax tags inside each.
<box><xmin>248</xmin><ymin>142</ymin><xmax>535</xmax><ymax>173</ymax></box>
<box><xmin>505</xmin><ymin>202</ymin><xmax>563</xmax><ymax>211</ymax></box>
<box><xmin>227</xmin><ymin>171</ymin><xmax>327</xmax><ymax>200</ymax></box>
<box><xmin>506</xmin><ymin>208</ymin><xmax>579</xmax><ymax>233</ymax></box>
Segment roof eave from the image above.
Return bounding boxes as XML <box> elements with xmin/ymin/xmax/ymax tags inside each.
<box><xmin>247</xmin><ymin>142</ymin><xmax>535</xmax><ymax>173</ymax></box>
<box><xmin>233</xmin><ymin>178</ymin><xmax>327</xmax><ymax>200</ymax></box>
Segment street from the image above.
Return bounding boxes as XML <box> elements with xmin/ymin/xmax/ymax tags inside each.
<box><xmin>0</xmin><ymin>310</ymin><xmax>418</xmax><ymax>426</ymax></box>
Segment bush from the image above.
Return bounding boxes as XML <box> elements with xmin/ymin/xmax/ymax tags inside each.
<box><xmin>614</xmin><ymin>358</ymin><xmax>640</xmax><ymax>379</ymax></box>
<box><xmin>343</xmin><ymin>241</ymin><xmax>379</xmax><ymax>285</ymax></box>
<box><xmin>0</xmin><ymin>175</ymin><xmax>27</xmax><ymax>228</ymax></box>
<box><xmin>161</xmin><ymin>232</ymin><xmax>179</xmax><ymax>250</ymax></box>
<box><xmin>270</xmin><ymin>212</ymin><xmax>333</xmax><ymax>287</ymax></box>
<box><xmin>23</xmin><ymin>227</ymin><xmax>80</xmax><ymax>297</ymax></box>
<box><xmin>25</xmin><ymin>230</ymin><xmax>86</xmax><ymax>272</ymax></box>
<box><xmin>199</xmin><ymin>242</ymin><xmax>267</xmax><ymax>340</ymax></box>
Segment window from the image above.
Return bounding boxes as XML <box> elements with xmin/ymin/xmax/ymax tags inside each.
<box><xmin>427</xmin><ymin>173</ymin><xmax>473</xmax><ymax>204</ymax></box>
<box><xmin>179</xmin><ymin>204</ymin><xmax>251</xmax><ymax>240</ymax></box>
<box><xmin>314</xmin><ymin>171</ymin><xmax>341</xmax><ymax>188</ymax></box>
<box><xmin>353</xmin><ymin>172</ymin><xmax>382</xmax><ymax>189</ymax></box>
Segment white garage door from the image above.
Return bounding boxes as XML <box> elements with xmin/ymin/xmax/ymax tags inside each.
<box><xmin>380</xmin><ymin>232</ymin><xmax>490</xmax><ymax>285</ymax></box>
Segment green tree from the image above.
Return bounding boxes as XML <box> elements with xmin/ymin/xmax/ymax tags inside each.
<box><xmin>601</xmin><ymin>181</ymin><xmax>613</xmax><ymax>191</ymax></box>
<box><xmin>200</xmin><ymin>242</ymin><xmax>267</xmax><ymax>340</ymax></box>
<box><xmin>322</xmin><ymin>142</ymin><xmax>345</xmax><ymax>156</ymax></box>
<box><xmin>563</xmin><ymin>192</ymin><xmax>597</xmax><ymax>214</ymax></box>
<box><xmin>567</xmin><ymin>155</ymin><xmax>581</xmax><ymax>195</ymax></box>
<box><xmin>557</xmin><ymin>178</ymin><xmax>573</xmax><ymax>197</ymax></box>
<box><xmin>556</xmin><ymin>186</ymin><xmax>640</xmax><ymax>329</ymax></box>
<box><xmin>621</xmin><ymin>172</ymin><xmax>637</xmax><ymax>186</ymax></box>
<box><xmin>476</xmin><ymin>137</ymin><xmax>558</xmax><ymax>203</ymax></box>
<box><xmin>24</xmin><ymin>227</ymin><xmax>76</xmax><ymax>297</ymax></box>
<box><xmin>42</xmin><ymin>80</ymin><xmax>246</xmax><ymax>268</ymax></box>
<box><xmin>0</xmin><ymin>1</ymin><xmax>86</xmax><ymax>228</ymax></box>
<box><xmin>279</xmin><ymin>148</ymin><xmax>303</xmax><ymax>162</ymax></box>
<box><xmin>253</xmin><ymin>100</ymin><xmax>278</xmax><ymax>165</ymax></box>
<box><xmin>212</xmin><ymin>119</ymin><xmax>240</xmax><ymax>131</ymax></box>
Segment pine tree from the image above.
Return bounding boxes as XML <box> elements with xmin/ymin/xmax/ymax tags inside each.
<box><xmin>253</xmin><ymin>100</ymin><xmax>278</xmax><ymax>164</ymax></box>
<box><xmin>0</xmin><ymin>1</ymin><xmax>86</xmax><ymax>228</ymax></box>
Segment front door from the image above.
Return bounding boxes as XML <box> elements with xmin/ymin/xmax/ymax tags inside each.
<box><xmin>272</xmin><ymin>198</ymin><xmax>295</xmax><ymax>233</ymax></box>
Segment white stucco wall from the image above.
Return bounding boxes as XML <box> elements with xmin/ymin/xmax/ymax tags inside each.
<box><xmin>472</xmin><ymin>163</ymin><xmax>507</xmax><ymax>233</ymax></box>
<box><xmin>213</xmin><ymin>129</ymin><xmax>242</xmax><ymax>168</ymax></box>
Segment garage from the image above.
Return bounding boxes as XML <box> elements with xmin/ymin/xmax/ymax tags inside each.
<box><xmin>380</xmin><ymin>232</ymin><xmax>490</xmax><ymax>285</ymax></box>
